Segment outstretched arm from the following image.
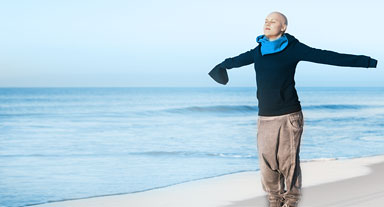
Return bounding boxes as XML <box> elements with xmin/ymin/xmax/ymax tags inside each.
<box><xmin>220</xmin><ymin>48</ymin><xmax>256</xmax><ymax>69</ymax></box>
<box><xmin>208</xmin><ymin>48</ymin><xmax>256</xmax><ymax>85</ymax></box>
<box><xmin>296</xmin><ymin>41</ymin><xmax>378</xmax><ymax>68</ymax></box>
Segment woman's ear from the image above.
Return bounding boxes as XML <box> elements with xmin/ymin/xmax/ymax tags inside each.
<box><xmin>281</xmin><ymin>24</ymin><xmax>287</xmax><ymax>33</ymax></box>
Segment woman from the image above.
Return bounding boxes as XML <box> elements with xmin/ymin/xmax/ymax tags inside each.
<box><xmin>208</xmin><ymin>11</ymin><xmax>378</xmax><ymax>207</ymax></box>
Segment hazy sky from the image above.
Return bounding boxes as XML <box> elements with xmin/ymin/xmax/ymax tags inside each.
<box><xmin>1</xmin><ymin>0</ymin><xmax>383</xmax><ymax>87</ymax></box>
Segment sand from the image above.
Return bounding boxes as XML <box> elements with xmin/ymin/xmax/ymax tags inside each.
<box><xmin>30</xmin><ymin>154</ymin><xmax>384</xmax><ymax>207</ymax></box>
<box><xmin>225</xmin><ymin>155</ymin><xmax>384</xmax><ymax>207</ymax></box>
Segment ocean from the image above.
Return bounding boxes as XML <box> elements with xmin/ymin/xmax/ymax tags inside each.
<box><xmin>1</xmin><ymin>87</ymin><xmax>383</xmax><ymax>207</ymax></box>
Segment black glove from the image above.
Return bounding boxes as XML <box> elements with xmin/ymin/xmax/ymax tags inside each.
<box><xmin>208</xmin><ymin>63</ymin><xmax>228</xmax><ymax>85</ymax></box>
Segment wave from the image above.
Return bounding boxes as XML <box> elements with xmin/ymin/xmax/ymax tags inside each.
<box><xmin>128</xmin><ymin>150</ymin><xmax>257</xmax><ymax>159</ymax></box>
<box><xmin>163</xmin><ymin>105</ymin><xmax>257</xmax><ymax>114</ymax></box>
<box><xmin>2</xmin><ymin>104</ymin><xmax>382</xmax><ymax>118</ymax></box>
<box><xmin>0</xmin><ymin>151</ymin><xmax>258</xmax><ymax>159</ymax></box>
<box><xmin>147</xmin><ymin>104</ymin><xmax>383</xmax><ymax>116</ymax></box>
<box><xmin>302</xmin><ymin>104</ymin><xmax>373</xmax><ymax>110</ymax></box>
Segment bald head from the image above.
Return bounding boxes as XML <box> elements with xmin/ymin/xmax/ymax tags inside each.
<box><xmin>263</xmin><ymin>11</ymin><xmax>288</xmax><ymax>40</ymax></box>
<box><xmin>267</xmin><ymin>11</ymin><xmax>288</xmax><ymax>26</ymax></box>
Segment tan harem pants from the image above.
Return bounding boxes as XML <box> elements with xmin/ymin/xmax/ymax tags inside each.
<box><xmin>257</xmin><ymin>110</ymin><xmax>304</xmax><ymax>207</ymax></box>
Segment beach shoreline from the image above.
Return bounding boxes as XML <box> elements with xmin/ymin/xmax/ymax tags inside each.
<box><xmin>30</xmin><ymin>154</ymin><xmax>384</xmax><ymax>207</ymax></box>
<box><xmin>225</xmin><ymin>154</ymin><xmax>384</xmax><ymax>207</ymax></box>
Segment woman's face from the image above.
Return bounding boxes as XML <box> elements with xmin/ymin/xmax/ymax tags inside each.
<box><xmin>263</xmin><ymin>13</ymin><xmax>286</xmax><ymax>40</ymax></box>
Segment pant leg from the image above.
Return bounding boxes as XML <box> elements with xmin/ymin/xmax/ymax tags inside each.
<box><xmin>257</xmin><ymin>110</ymin><xmax>304</xmax><ymax>207</ymax></box>
<box><xmin>278</xmin><ymin>110</ymin><xmax>304</xmax><ymax>206</ymax></box>
<box><xmin>257</xmin><ymin>115</ymin><xmax>286</xmax><ymax>206</ymax></box>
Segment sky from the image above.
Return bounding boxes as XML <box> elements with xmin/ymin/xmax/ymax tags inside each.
<box><xmin>0</xmin><ymin>0</ymin><xmax>383</xmax><ymax>87</ymax></box>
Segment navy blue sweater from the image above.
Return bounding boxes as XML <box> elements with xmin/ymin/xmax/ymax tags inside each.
<box><xmin>216</xmin><ymin>33</ymin><xmax>378</xmax><ymax>116</ymax></box>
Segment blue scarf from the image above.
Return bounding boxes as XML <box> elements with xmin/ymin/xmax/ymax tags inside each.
<box><xmin>256</xmin><ymin>34</ymin><xmax>288</xmax><ymax>56</ymax></box>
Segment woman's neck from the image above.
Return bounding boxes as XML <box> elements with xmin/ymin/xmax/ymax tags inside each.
<box><xmin>266</xmin><ymin>33</ymin><xmax>283</xmax><ymax>41</ymax></box>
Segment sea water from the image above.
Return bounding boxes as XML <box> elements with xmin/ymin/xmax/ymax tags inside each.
<box><xmin>0</xmin><ymin>87</ymin><xmax>383</xmax><ymax>207</ymax></box>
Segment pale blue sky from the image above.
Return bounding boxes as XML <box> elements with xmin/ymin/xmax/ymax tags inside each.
<box><xmin>0</xmin><ymin>0</ymin><xmax>383</xmax><ymax>87</ymax></box>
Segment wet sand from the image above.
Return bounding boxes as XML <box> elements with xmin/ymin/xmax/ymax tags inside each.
<box><xmin>31</xmin><ymin>155</ymin><xmax>384</xmax><ymax>207</ymax></box>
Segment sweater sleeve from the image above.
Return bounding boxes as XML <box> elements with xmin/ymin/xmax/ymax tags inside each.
<box><xmin>221</xmin><ymin>47</ymin><xmax>256</xmax><ymax>69</ymax></box>
<box><xmin>296</xmin><ymin>41</ymin><xmax>378</xmax><ymax>68</ymax></box>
